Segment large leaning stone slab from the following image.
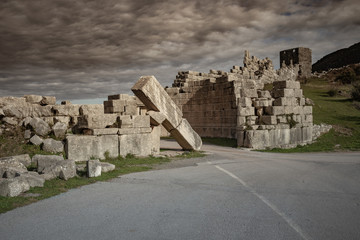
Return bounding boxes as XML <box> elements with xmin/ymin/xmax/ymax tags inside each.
<box><xmin>66</xmin><ymin>135</ymin><xmax>119</xmax><ymax>161</ymax></box>
<box><xmin>132</xmin><ymin>76</ymin><xmax>202</xmax><ymax>150</ymax></box>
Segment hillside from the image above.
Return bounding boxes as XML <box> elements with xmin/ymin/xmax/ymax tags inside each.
<box><xmin>312</xmin><ymin>42</ymin><xmax>360</xmax><ymax>73</ymax></box>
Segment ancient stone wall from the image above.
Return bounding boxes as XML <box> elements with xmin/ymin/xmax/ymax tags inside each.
<box><xmin>166</xmin><ymin>51</ymin><xmax>314</xmax><ymax>149</ymax></box>
<box><xmin>280</xmin><ymin>47</ymin><xmax>312</xmax><ymax>78</ymax></box>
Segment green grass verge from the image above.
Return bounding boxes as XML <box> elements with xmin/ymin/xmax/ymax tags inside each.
<box><xmin>0</xmin><ymin>152</ymin><xmax>204</xmax><ymax>214</ymax></box>
<box><xmin>201</xmin><ymin>137</ymin><xmax>237</xmax><ymax>148</ymax></box>
<box><xmin>262</xmin><ymin>77</ymin><xmax>360</xmax><ymax>153</ymax></box>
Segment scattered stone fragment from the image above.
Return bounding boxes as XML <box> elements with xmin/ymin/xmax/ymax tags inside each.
<box><xmin>0</xmin><ymin>177</ymin><xmax>30</xmax><ymax>197</ymax></box>
<box><xmin>42</xmin><ymin>138</ymin><xmax>64</xmax><ymax>153</ymax></box>
<box><xmin>52</xmin><ymin>122</ymin><xmax>68</xmax><ymax>139</ymax></box>
<box><xmin>0</xmin><ymin>154</ymin><xmax>31</xmax><ymax>167</ymax></box>
<box><xmin>24</xmin><ymin>129</ymin><xmax>32</xmax><ymax>139</ymax></box>
<box><xmin>30</xmin><ymin>134</ymin><xmax>43</xmax><ymax>146</ymax></box>
<box><xmin>87</xmin><ymin>160</ymin><xmax>101</xmax><ymax>178</ymax></box>
<box><xmin>29</xmin><ymin>117</ymin><xmax>51</xmax><ymax>136</ymax></box>
<box><xmin>101</xmin><ymin>162</ymin><xmax>115</xmax><ymax>173</ymax></box>
<box><xmin>37</xmin><ymin>158</ymin><xmax>76</xmax><ymax>180</ymax></box>
<box><xmin>17</xmin><ymin>172</ymin><xmax>45</xmax><ymax>187</ymax></box>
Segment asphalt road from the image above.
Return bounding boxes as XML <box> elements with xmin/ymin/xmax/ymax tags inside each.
<box><xmin>1</xmin><ymin>140</ymin><xmax>360</xmax><ymax>240</ymax></box>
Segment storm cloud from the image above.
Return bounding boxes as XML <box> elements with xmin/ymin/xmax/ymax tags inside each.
<box><xmin>1</xmin><ymin>0</ymin><xmax>359</xmax><ymax>102</ymax></box>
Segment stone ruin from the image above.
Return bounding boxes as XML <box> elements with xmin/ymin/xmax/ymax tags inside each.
<box><xmin>165</xmin><ymin>50</ymin><xmax>318</xmax><ymax>149</ymax></box>
<box><xmin>1</xmin><ymin>48</ymin><xmax>331</xmax><ymax>196</ymax></box>
<box><xmin>280</xmin><ymin>47</ymin><xmax>312</xmax><ymax>78</ymax></box>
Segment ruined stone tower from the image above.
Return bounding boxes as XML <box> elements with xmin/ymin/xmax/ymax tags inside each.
<box><xmin>280</xmin><ymin>47</ymin><xmax>312</xmax><ymax>78</ymax></box>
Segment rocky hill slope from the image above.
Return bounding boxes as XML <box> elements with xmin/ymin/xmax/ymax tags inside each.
<box><xmin>312</xmin><ymin>42</ymin><xmax>360</xmax><ymax>73</ymax></box>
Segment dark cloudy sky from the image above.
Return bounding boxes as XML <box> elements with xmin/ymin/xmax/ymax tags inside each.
<box><xmin>1</xmin><ymin>0</ymin><xmax>359</xmax><ymax>103</ymax></box>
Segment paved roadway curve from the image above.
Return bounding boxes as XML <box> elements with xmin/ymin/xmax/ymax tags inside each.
<box><xmin>1</xmin><ymin>140</ymin><xmax>360</xmax><ymax>240</ymax></box>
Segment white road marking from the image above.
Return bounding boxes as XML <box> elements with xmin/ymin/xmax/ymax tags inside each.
<box><xmin>214</xmin><ymin>165</ymin><xmax>312</xmax><ymax>240</ymax></box>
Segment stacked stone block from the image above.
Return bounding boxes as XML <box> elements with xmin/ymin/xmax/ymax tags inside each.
<box><xmin>166</xmin><ymin>50</ymin><xmax>314</xmax><ymax>149</ymax></box>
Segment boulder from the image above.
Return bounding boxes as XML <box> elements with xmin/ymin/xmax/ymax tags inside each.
<box><xmin>87</xmin><ymin>160</ymin><xmax>101</xmax><ymax>177</ymax></box>
<box><xmin>42</xmin><ymin>139</ymin><xmax>64</xmax><ymax>153</ymax></box>
<box><xmin>0</xmin><ymin>154</ymin><xmax>31</xmax><ymax>167</ymax></box>
<box><xmin>40</xmin><ymin>96</ymin><xmax>56</xmax><ymax>106</ymax></box>
<box><xmin>24</xmin><ymin>129</ymin><xmax>32</xmax><ymax>139</ymax></box>
<box><xmin>52</xmin><ymin>122</ymin><xmax>68</xmax><ymax>139</ymax></box>
<box><xmin>0</xmin><ymin>158</ymin><xmax>28</xmax><ymax>178</ymax></box>
<box><xmin>38</xmin><ymin>158</ymin><xmax>76</xmax><ymax>180</ymax></box>
<box><xmin>79</xmin><ymin>104</ymin><xmax>104</xmax><ymax>116</ymax></box>
<box><xmin>30</xmin><ymin>135</ymin><xmax>43</xmax><ymax>146</ymax></box>
<box><xmin>29</xmin><ymin>117</ymin><xmax>51</xmax><ymax>136</ymax></box>
<box><xmin>17</xmin><ymin>172</ymin><xmax>45</xmax><ymax>187</ymax></box>
<box><xmin>32</xmin><ymin>154</ymin><xmax>64</xmax><ymax>166</ymax></box>
<box><xmin>0</xmin><ymin>177</ymin><xmax>30</xmax><ymax>197</ymax></box>
<box><xmin>2</xmin><ymin>117</ymin><xmax>17</xmax><ymax>125</ymax></box>
<box><xmin>24</xmin><ymin>95</ymin><xmax>43</xmax><ymax>104</ymax></box>
<box><xmin>101</xmin><ymin>162</ymin><xmax>115</xmax><ymax>173</ymax></box>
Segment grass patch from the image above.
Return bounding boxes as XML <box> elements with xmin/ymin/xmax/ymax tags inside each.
<box><xmin>202</xmin><ymin>137</ymin><xmax>237</xmax><ymax>148</ymax></box>
<box><xmin>263</xmin><ymin>77</ymin><xmax>360</xmax><ymax>152</ymax></box>
<box><xmin>0</xmin><ymin>152</ymin><xmax>205</xmax><ymax>214</ymax></box>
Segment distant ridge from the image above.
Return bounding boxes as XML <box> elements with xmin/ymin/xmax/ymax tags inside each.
<box><xmin>312</xmin><ymin>42</ymin><xmax>360</xmax><ymax>73</ymax></box>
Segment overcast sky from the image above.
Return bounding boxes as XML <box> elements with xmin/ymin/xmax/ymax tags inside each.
<box><xmin>1</xmin><ymin>0</ymin><xmax>359</xmax><ymax>103</ymax></box>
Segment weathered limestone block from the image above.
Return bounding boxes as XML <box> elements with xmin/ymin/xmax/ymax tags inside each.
<box><xmin>238</xmin><ymin>106</ymin><xmax>255</xmax><ymax>116</ymax></box>
<box><xmin>0</xmin><ymin>154</ymin><xmax>31</xmax><ymax>168</ymax></box>
<box><xmin>118</xmin><ymin>127</ymin><xmax>152</xmax><ymax>135</ymax></box>
<box><xmin>2</xmin><ymin>117</ymin><xmax>17</xmax><ymax>125</ymax></box>
<box><xmin>273</xmin><ymin>97</ymin><xmax>298</xmax><ymax>106</ymax></box>
<box><xmin>38</xmin><ymin>158</ymin><xmax>76</xmax><ymax>180</ymax></box>
<box><xmin>260</xmin><ymin>116</ymin><xmax>277</xmax><ymax>125</ymax></box>
<box><xmin>24</xmin><ymin>95</ymin><xmax>43</xmax><ymax>104</ymax></box>
<box><xmin>52</xmin><ymin>105</ymin><xmax>80</xmax><ymax>116</ymax></box>
<box><xmin>78</xmin><ymin>114</ymin><xmax>118</xmax><ymax>129</ymax></box>
<box><xmin>32</xmin><ymin>154</ymin><xmax>64</xmax><ymax>166</ymax></box>
<box><xmin>132</xmin><ymin>76</ymin><xmax>202</xmax><ymax>150</ymax></box>
<box><xmin>66</xmin><ymin>135</ymin><xmax>119</xmax><ymax>161</ymax></box>
<box><xmin>240</xmin><ymin>89</ymin><xmax>258</xmax><ymax>98</ymax></box>
<box><xmin>0</xmin><ymin>178</ymin><xmax>30</xmax><ymax>197</ymax></box>
<box><xmin>30</xmin><ymin>135</ymin><xmax>43</xmax><ymax>146</ymax></box>
<box><xmin>52</xmin><ymin>122</ymin><xmax>68</xmax><ymax>139</ymax></box>
<box><xmin>119</xmin><ymin>133</ymin><xmax>153</xmax><ymax>156</ymax></box>
<box><xmin>150</xmin><ymin>126</ymin><xmax>161</xmax><ymax>155</ymax></box>
<box><xmin>101</xmin><ymin>162</ymin><xmax>115</xmax><ymax>173</ymax></box>
<box><xmin>147</xmin><ymin>111</ymin><xmax>166</xmax><ymax>126</ymax></box>
<box><xmin>87</xmin><ymin>160</ymin><xmax>102</xmax><ymax>177</ymax></box>
<box><xmin>24</xmin><ymin>129</ymin><xmax>31</xmax><ymax>139</ymax></box>
<box><xmin>237</xmin><ymin>97</ymin><xmax>253</xmax><ymax>107</ymax></box>
<box><xmin>265</xmin><ymin>106</ymin><xmax>285</xmax><ymax>115</ymax></box>
<box><xmin>274</xmin><ymin>89</ymin><xmax>295</xmax><ymax>98</ymax></box>
<box><xmin>273</xmin><ymin>80</ymin><xmax>300</xmax><ymax>89</ymax></box>
<box><xmin>40</xmin><ymin>96</ymin><xmax>56</xmax><ymax>106</ymax></box>
<box><xmin>257</xmin><ymin>90</ymin><xmax>272</xmax><ymax>98</ymax></box>
<box><xmin>42</xmin><ymin>139</ymin><xmax>64</xmax><ymax>153</ymax></box>
<box><xmin>133</xmin><ymin>115</ymin><xmax>150</xmax><ymax>128</ymax></box>
<box><xmin>17</xmin><ymin>172</ymin><xmax>45</xmax><ymax>187</ymax></box>
<box><xmin>91</xmin><ymin>128</ymin><xmax>119</xmax><ymax>135</ymax></box>
<box><xmin>79</xmin><ymin>104</ymin><xmax>104</xmax><ymax>116</ymax></box>
<box><xmin>0</xmin><ymin>157</ymin><xmax>28</xmax><ymax>177</ymax></box>
<box><xmin>29</xmin><ymin>117</ymin><xmax>51</xmax><ymax>136</ymax></box>
<box><xmin>54</xmin><ymin>116</ymin><xmax>71</xmax><ymax>125</ymax></box>
<box><xmin>169</xmin><ymin>119</ymin><xmax>202</xmax><ymax>151</ymax></box>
